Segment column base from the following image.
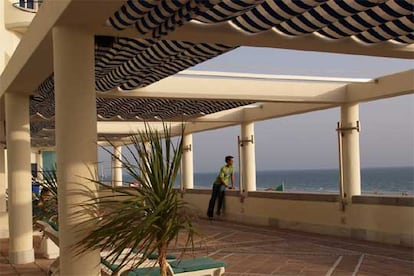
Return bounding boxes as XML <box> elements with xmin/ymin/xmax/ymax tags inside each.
<box><xmin>9</xmin><ymin>248</ymin><xmax>35</xmax><ymax>264</ymax></box>
<box><xmin>0</xmin><ymin>212</ymin><xmax>9</xmax><ymax>238</ymax></box>
<box><xmin>0</xmin><ymin>229</ymin><xmax>9</xmax><ymax>239</ymax></box>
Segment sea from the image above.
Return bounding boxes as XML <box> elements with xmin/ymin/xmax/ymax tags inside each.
<box><xmin>119</xmin><ymin>166</ymin><xmax>414</xmax><ymax>195</ymax></box>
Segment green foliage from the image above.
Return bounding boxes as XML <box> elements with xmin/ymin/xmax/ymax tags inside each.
<box><xmin>75</xmin><ymin>123</ymin><xmax>197</xmax><ymax>275</ymax></box>
<box><xmin>33</xmin><ymin>168</ymin><xmax>58</xmax><ymax>225</ymax></box>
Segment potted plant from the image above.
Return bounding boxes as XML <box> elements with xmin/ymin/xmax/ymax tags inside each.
<box><xmin>33</xmin><ymin>168</ymin><xmax>58</xmax><ymax>224</ymax></box>
<box><xmin>75</xmin><ymin>123</ymin><xmax>196</xmax><ymax>276</ymax></box>
<box><xmin>32</xmin><ymin>168</ymin><xmax>59</xmax><ymax>259</ymax></box>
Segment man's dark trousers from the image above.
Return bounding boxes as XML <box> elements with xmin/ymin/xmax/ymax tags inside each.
<box><xmin>207</xmin><ymin>184</ymin><xmax>225</xmax><ymax>218</ymax></box>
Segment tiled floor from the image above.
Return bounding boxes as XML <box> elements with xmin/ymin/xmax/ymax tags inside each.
<box><xmin>1</xmin><ymin>219</ymin><xmax>413</xmax><ymax>275</ymax></box>
<box><xmin>0</xmin><ymin>234</ymin><xmax>53</xmax><ymax>275</ymax></box>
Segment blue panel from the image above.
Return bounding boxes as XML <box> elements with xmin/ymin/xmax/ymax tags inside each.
<box><xmin>42</xmin><ymin>151</ymin><xmax>56</xmax><ymax>171</ymax></box>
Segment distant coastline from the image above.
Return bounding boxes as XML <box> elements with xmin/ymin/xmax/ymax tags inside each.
<box><xmin>197</xmin><ymin>165</ymin><xmax>414</xmax><ymax>174</ymax></box>
<box><xmin>109</xmin><ymin>166</ymin><xmax>414</xmax><ymax>195</ymax></box>
<box><xmin>192</xmin><ymin>166</ymin><xmax>414</xmax><ymax>195</ymax></box>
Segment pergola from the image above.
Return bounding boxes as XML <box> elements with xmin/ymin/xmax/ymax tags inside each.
<box><xmin>0</xmin><ymin>0</ymin><xmax>412</xmax><ymax>273</ymax></box>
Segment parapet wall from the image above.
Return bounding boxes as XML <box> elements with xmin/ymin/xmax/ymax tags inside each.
<box><xmin>181</xmin><ymin>189</ymin><xmax>414</xmax><ymax>247</ymax></box>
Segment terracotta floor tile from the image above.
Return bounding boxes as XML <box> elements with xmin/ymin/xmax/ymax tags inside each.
<box><xmin>0</xmin><ymin>268</ymin><xmax>17</xmax><ymax>275</ymax></box>
<box><xmin>299</xmin><ymin>271</ymin><xmax>329</xmax><ymax>276</ymax></box>
<box><xmin>1</xmin><ymin>219</ymin><xmax>413</xmax><ymax>275</ymax></box>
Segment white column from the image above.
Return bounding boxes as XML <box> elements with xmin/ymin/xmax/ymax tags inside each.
<box><xmin>0</xmin><ymin>116</ymin><xmax>7</xmax><ymax>238</ymax></box>
<box><xmin>35</xmin><ymin>150</ymin><xmax>43</xmax><ymax>181</ymax></box>
<box><xmin>0</xmin><ymin>145</ymin><xmax>8</xmax><ymax>239</ymax></box>
<box><xmin>241</xmin><ymin>122</ymin><xmax>256</xmax><ymax>191</ymax></box>
<box><xmin>112</xmin><ymin>145</ymin><xmax>122</xmax><ymax>187</ymax></box>
<box><xmin>53</xmin><ymin>26</ymin><xmax>100</xmax><ymax>275</ymax></box>
<box><xmin>341</xmin><ymin>103</ymin><xmax>361</xmax><ymax>201</ymax></box>
<box><xmin>0</xmin><ymin>145</ymin><xmax>6</xmax><ymax>213</ymax></box>
<box><xmin>138</xmin><ymin>142</ymin><xmax>152</xmax><ymax>185</ymax></box>
<box><xmin>181</xmin><ymin>134</ymin><xmax>193</xmax><ymax>189</ymax></box>
<box><xmin>5</xmin><ymin>93</ymin><xmax>34</xmax><ymax>264</ymax></box>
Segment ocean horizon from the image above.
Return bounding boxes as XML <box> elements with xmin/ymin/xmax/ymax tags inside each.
<box><xmin>111</xmin><ymin>166</ymin><xmax>414</xmax><ymax>195</ymax></box>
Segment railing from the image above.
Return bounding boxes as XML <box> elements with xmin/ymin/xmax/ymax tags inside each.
<box><xmin>12</xmin><ymin>0</ymin><xmax>42</xmax><ymax>13</ymax></box>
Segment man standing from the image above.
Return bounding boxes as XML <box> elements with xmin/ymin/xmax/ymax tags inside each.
<box><xmin>207</xmin><ymin>155</ymin><xmax>235</xmax><ymax>220</ymax></box>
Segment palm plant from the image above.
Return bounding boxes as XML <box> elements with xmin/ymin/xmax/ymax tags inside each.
<box><xmin>75</xmin><ymin>123</ymin><xmax>196</xmax><ymax>276</ymax></box>
<box><xmin>33</xmin><ymin>168</ymin><xmax>58</xmax><ymax>226</ymax></box>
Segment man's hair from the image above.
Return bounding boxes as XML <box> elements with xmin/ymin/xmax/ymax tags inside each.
<box><xmin>225</xmin><ymin>155</ymin><xmax>234</xmax><ymax>163</ymax></box>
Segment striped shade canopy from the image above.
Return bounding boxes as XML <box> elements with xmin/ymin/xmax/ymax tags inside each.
<box><xmin>30</xmin><ymin>93</ymin><xmax>252</xmax><ymax>122</ymax></box>
<box><xmin>30</xmin><ymin>37</ymin><xmax>252</xmax><ymax>143</ymax></box>
<box><xmin>94</xmin><ymin>37</ymin><xmax>236</xmax><ymax>91</ymax></box>
<box><xmin>108</xmin><ymin>0</ymin><xmax>413</xmax><ymax>44</ymax></box>
<box><xmin>31</xmin><ymin>0</ymin><xmax>414</xmax><ymax>144</ymax></box>
<box><xmin>30</xmin><ymin>95</ymin><xmax>253</xmax><ymax>143</ymax></box>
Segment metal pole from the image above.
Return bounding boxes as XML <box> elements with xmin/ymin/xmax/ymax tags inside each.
<box><xmin>337</xmin><ymin>122</ymin><xmax>345</xmax><ymax>211</ymax></box>
<box><xmin>180</xmin><ymin>159</ymin><xmax>183</xmax><ymax>191</ymax></box>
<box><xmin>237</xmin><ymin>136</ymin><xmax>242</xmax><ymax>194</ymax></box>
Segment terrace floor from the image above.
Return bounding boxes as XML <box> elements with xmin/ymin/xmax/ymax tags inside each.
<box><xmin>1</xmin><ymin>218</ymin><xmax>413</xmax><ymax>275</ymax></box>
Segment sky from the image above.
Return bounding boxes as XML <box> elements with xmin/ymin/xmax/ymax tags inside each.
<box><xmin>190</xmin><ymin>47</ymin><xmax>414</xmax><ymax>172</ymax></box>
<box><xmin>99</xmin><ymin>47</ymin><xmax>414</xmax><ymax>173</ymax></box>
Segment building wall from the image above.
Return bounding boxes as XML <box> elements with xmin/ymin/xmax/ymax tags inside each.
<box><xmin>1</xmin><ymin>0</ymin><xmax>24</xmax><ymax>74</ymax></box>
<box><xmin>0</xmin><ymin>0</ymin><xmax>7</xmax><ymax>71</ymax></box>
<box><xmin>182</xmin><ymin>190</ymin><xmax>414</xmax><ymax>247</ymax></box>
<box><xmin>0</xmin><ymin>1</ymin><xmax>20</xmax><ymax>238</ymax></box>
<box><xmin>3</xmin><ymin>0</ymin><xmax>36</xmax><ymax>34</ymax></box>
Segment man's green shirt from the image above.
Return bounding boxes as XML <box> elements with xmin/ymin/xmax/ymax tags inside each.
<box><xmin>214</xmin><ymin>165</ymin><xmax>233</xmax><ymax>186</ymax></box>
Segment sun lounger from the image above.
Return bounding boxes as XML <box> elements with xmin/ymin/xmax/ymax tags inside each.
<box><xmin>35</xmin><ymin>220</ymin><xmax>178</xmax><ymax>276</ymax></box>
<box><xmin>35</xmin><ymin>220</ymin><xmax>61</xmax><ymax>275</ymax></box>
<box><xmin>36</xmin><ymin>220</ymin><xmax>148</xmax><ymax>275</ymax></box>
<box><xmin>123</xmin><ymin>256</ymin><xmax>226</xmax><ymax>276</ymax></box>
<box><xmin>100</xmin><ymin>250</ymin><xmax>160</xmax><ymax>276</ymax></box>
<box><xmin>36</xmin><ymin>220</ymin><xmax>59</xmax><ymax>246</ymax></box>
